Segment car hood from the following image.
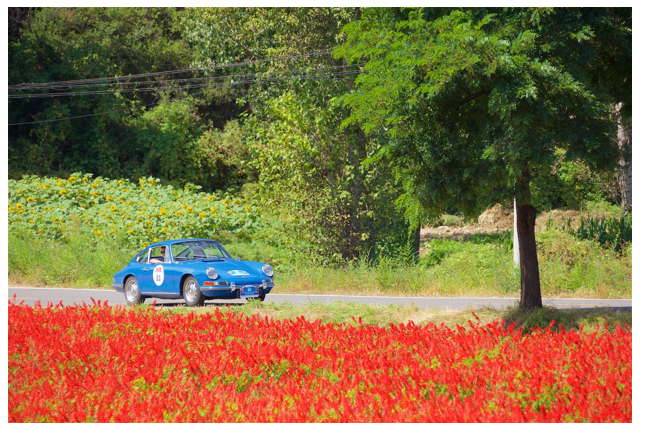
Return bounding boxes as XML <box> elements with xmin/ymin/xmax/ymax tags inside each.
<box><xmin>183</xmin><ymin>258</ymin><xmax>266</xmax><ymax>277</ymax></box>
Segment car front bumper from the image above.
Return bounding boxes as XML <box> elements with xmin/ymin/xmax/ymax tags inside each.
<box><xmin>200</xmin><ymin>282</ymin><xmax>275</xmax><ymax>298</ymax></box>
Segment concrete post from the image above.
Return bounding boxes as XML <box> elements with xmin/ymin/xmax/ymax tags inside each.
<box><xmin>514</xmin><ymin>197</ymin><xmax>520</xmax><ymax>267</ymax></box>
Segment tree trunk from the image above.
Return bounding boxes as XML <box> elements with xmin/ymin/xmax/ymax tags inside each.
<box><xmin>516</xmin><ymin>172</ymin><xmax>542</xmax><ymax>310</ymax></box>
<box><xmin>615</xmin><ymin>103</ymin><xmax>632</xmax><ymax>211</ymax></box>
<box><xmin>409</xmin><ymin>224</ymin><xmax>420</xmax><ymax>262</ymax></box>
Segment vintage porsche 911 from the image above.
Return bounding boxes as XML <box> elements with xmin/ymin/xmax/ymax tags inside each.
<box><xmin>112</xmin><ymin>239</ymin><xmax>274</xmax><ymax>306</ymax></box>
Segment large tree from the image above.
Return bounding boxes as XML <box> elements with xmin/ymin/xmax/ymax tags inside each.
<box><xmin>336</xmin><ymin>8</ymin><xmax>628</xmax><ymax>309</ymax></box>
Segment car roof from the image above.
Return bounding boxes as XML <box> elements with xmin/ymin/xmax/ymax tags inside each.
<box><xmin>145</xmin><ymin>239</ymin><xmax>219</xmax><ymax>249</ymax></box>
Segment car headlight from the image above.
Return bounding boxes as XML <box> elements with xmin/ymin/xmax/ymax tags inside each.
<box><xmin>262</xmin><ymin>264</ymin><xmax>274</xmax><ymax>277</ymax></box>
<box><xmin>206</xmin><ymin>268</ymin><xmax>219</xmax><ymax>280</ymax></box>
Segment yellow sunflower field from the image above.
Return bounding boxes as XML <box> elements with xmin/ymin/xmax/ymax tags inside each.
<box><xmin>8</xmin><ymin>173</ymin><xmax>258</xmax><ymax>248</ymax></box>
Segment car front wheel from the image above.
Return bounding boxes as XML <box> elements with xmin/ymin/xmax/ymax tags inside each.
<box><xmin>183</xmin><ymin>276</ymin><xmax>205</xmax><ymax>307</ymax></box>
<box><xmin>124</xmin><ymin>277</ymin><xmax>145</xmax><ymax>306</ymax></box>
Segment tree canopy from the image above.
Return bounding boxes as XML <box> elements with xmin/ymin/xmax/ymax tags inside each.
<box><xmin>335</xmin><ymin>7</ymin><xmax>623</xmax><ymax>217</ymax></box>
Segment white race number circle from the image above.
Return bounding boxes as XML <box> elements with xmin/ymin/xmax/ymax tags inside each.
<box><xmin>153</xmin><ymin>265</ymin><xmax>164</xmax><ymax>286</ymax></box>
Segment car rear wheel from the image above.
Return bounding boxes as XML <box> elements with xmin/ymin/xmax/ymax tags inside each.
<box><xmin>183</xmin><ymin>276</ymin><xmax>205</xmax><ymax>307</ymax></box>
<box><xmin>124</xmin><ymin>277</ymin><xmax>145</xmax><ymax>306</ymax></box>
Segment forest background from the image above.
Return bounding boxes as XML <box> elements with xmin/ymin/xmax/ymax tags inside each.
<box><xmin>7</xmin><ymin>7</ymin><xmax>632</xmax><ymax>300</ymax></box>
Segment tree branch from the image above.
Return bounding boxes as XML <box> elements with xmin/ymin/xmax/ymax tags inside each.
<box><xmin>456</xmin><ymin>88</ymin><xmax>490</xmax><ymax>110</ymax></box>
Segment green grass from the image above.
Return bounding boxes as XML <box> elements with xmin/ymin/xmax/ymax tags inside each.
<box><xmin>500</xmin><ymin>304</ymin><xmax>632</xmax><ymax>334</ymax></box>
<box><xmin>158</xmin><ymin>301</ymin><xmax>631</xmax><ymax>334</ymax></box>
<box><xmin>9</xmin><ymin>230</ymin><xmax>133</xmax><ymax>288</ymax></box>
<box><xmin>9</xmin><ymin>225</ymin><xmax>631</xmax><ymax>299</ymax></box>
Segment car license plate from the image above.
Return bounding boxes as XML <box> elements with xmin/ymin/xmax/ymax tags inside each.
<box><xmin>240</xmin><ymin>285</ymin><xmax>258</xmax><ymax>299</ymax></box>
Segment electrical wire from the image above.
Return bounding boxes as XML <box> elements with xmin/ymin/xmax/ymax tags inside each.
<box><xmin>8</xmin><ymin>102</ymin><xmax>159</xmax><ymax>126</ymax></box>
<box><xmin>8</xmin><ymin>49</ymin><xmax>333</xmax><ymax>90</ymax></box>
<box><xmin>9</xmin><ymin>63</ymin><xmax>365</xmax><ymax>93</ymax></box>
<box><xmin>8</xmin><ymin>72</ymin><xmax>360</xmax><ymax>126</ymax></box>
<box><xmin>8</xmin><ymin>69</ymin><xmax>364</xmax><ymax>99</ymax></box>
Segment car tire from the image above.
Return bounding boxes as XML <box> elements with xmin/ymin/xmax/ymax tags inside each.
<box><xmin>183</xmin><ymin>276</ymin><xmax>205</xmax><ymax>307</ymax></box>
<box><xmin>124</xmin><ymin>277</ymin><xmax>145</xmax><ymax>306</ymax></box>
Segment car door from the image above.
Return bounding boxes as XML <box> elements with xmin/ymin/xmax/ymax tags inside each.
<box><xmin>137</xmin><ymin>246</ymin><xmax>176</xmax><ymax>294</ymax></box>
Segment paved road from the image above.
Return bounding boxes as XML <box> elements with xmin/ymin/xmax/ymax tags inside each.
<box><xmin>8</xmin><ymin>287</ymin><xmax>632</xmax><ymax>311</ymax></box>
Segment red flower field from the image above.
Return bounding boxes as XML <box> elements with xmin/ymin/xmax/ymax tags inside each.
<box><xmin>8</xmin><ymin>300</ymin><xmax>631</xmax><ymax>422</ymax></box>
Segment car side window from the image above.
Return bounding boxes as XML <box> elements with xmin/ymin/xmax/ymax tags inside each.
<box><xmin>135</xmin><ymin>250</ymin><xmax>149</xmax><ymax>263</ymax></box>
<box><xmin>150</xmin><ymin>246</ymin><xmax>170</xmax><ymax>263</ymax></box>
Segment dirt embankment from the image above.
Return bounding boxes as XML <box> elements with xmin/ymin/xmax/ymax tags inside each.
<box><xmin>421</xmin><ymin>204</ymin><xmax>605</xmax><ymax>245</ymax></box>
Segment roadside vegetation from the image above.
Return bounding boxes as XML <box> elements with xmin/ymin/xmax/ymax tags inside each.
<box><xmin>163</xmin><ymin>301</ymin><xmax>631</xmax><ymax>335</ymax></box>
<box><xmin>9</xmin><ymin>174</ymin><xmax>631</xmax><ymax>299</ymax></box>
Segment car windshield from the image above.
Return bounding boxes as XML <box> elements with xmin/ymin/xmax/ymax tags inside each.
<box><xmin>171</xmin><ymin>240</ymin><xmax>233</xmax><ymax>261</ymax></box>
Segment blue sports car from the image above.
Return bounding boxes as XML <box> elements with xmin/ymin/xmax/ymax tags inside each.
<box><xmin>112</xmin><ymin>239</ymin><xmax>275</xmax><ymax>306</ymax></box>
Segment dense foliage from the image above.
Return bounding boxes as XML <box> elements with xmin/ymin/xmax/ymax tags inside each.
<box><xmin>9</xmin><ymin>301</ymin><xmax>631</xmax><ymax>422</ymax></box>
<box><xmin>8</xmin><ymin>8</ymin><xmax>248</xmax><ymax>191</ymax></box>
<box><xmin>335</xmin><ymin>7</ymin><xmax>625</xmax><ymax>219</ymax></box>
<box><xmin>182</xmin><ymin>7</ymin><xmax>408</xmax><ymax>260</ymax></box>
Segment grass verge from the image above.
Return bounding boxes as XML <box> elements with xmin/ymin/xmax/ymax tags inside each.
<box><xmin>9</xmin><ymin>226</ymin><xmax>631</xmax><ymax>299</ymax></box>
<box><xmin>159</xmin><ymin>301</ymin><xmax>631</xmax><ymax>334</ymax></box>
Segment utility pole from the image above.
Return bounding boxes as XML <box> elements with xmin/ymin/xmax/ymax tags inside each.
<box><xmin>513</xmin><ymin>197</ymin><xmax>520</xmax><ymax>267</ymax></box>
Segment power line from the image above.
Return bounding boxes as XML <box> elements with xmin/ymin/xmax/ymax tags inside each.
<box><xmin>8</xmin><ymin>102</ymin><xmax>161</xmax><ymax>126</ymax></box>
<box><xmin>8</xmin><ymin>49</ymin><xmax>333</xmax><ymax>90</ymax></box>
<box><xmin>8</xmin><ymin>72</ymin><xmax>361</xmax><ymax>126</ymax></box>
<box><xmin>9</xmin><ymin>63</ymin><xmax>365</xmax><ymax>93</ymax></box>
<box><xmin>8</xmin><ymin>69</ymin><xmax>364</xmax><ymax>99</ymax></box>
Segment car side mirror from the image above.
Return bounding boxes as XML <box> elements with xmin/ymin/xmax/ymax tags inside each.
<box><xmin>236</xmin><ymin>256</ymin><xmax>240</xmax><ymax>261</ymax></box>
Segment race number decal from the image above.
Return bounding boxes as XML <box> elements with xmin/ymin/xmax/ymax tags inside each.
<box><xmin>153</xmin><ymin>265</ymin><xmax>164</xmax><ymax>286</ymax></box>
<box><xmin>228</xmin><ymin>270</ymin><xmax>249</xmax><ymax>277</ymax></box>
